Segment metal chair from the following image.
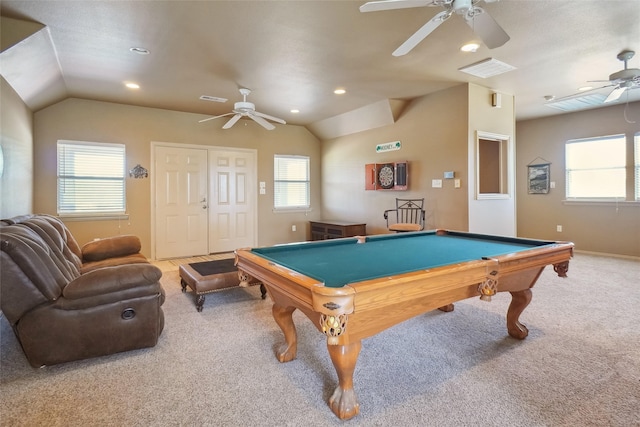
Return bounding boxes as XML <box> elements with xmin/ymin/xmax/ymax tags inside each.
<box><xmin>384</xmin><ymin>198</ymin><xmax>425</xmax><ymax>232</ymax></box>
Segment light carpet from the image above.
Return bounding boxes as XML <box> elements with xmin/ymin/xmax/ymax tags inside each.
<box><xmin>1</xmin><ymin>253</ymin><xmax>639</xmax><ymax>426</ymax></box>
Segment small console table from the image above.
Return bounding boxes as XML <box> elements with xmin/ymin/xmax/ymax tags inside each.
<box><xmin>310</xmin><ymin>220</ymin><xmax>366</xmax><ymax>241</ymax></box>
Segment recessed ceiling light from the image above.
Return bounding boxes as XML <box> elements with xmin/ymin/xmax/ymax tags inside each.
<box><xmin>578</xmin><ymin>86</ymin><xmax>593</xmax><ymax>91</ymax></box>
<box><xmin>460</xmin><ymin>43</ymin><xmax>479</xmax><ymax>53</ymax></box>
<box><xmin>334</xmin><ymin>89</ymin><xmax>346</xmax><ymax>95</ymax></box>
<box><xmin>125</xmin><ymin>82</ymin><xmax>140</xmax><ymax>89</ymax></box>
<box><xmin>129</xmin><ymin>47</ymin><xmax>150</xmax><ymax>55</ymax></box>
<box><xmin>290</xmin><ymin>109</ymin><xmax>300</xmax><ymax>113</ymax></box>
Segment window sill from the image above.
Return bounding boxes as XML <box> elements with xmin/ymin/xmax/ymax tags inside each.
<box><xmin>562</xmin><ymin>199</ymin><xmax>640</xmax><ymax>207</ymax></box>
<box><xmin>58</xmin><ymin>214</ymin><xmax>130</xmax><ymax>221</ymax></box>
<box><xmin>272</xmin><ymin>207</ymin><xmax>312</xmax><ymax>214</ymax></box>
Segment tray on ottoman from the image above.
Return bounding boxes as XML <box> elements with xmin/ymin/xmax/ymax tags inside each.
<box><xmin>179</xmin><ymin>258</ymin><xmax>266</xmax><ymax>312</ymax></box>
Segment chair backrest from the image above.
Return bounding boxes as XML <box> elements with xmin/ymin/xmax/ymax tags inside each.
<box><xmin>384</xmin><ymin>198</ymin><xmax>425</xmax><ymax>232</ymax></box>
<box><xmin>395</xmin><ymin>198</ymin><xmax>424</xmax><ymax>225</ymax></box>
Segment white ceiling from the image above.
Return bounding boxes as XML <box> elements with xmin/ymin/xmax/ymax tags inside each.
<box><xmin>1</xmin><ymin>0</ymin><xmax>640</xmax><ymax>131</ymax></box>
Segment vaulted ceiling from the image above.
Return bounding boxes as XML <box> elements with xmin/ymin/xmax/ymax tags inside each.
<box><xmin>2</xmin><ymin>0</ymin><xmax>640</xmax><ymax>134</ymax></box>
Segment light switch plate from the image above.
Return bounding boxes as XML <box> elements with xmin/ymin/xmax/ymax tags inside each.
<box><xmin>432</xmin><ymin>179</ymin><xmax>442</xmax><ymax>188</ymax></box>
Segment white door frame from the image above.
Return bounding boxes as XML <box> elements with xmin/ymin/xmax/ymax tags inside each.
<box><xmin>150</xmin><ymin>141</ymin><xmax>258</xmax><ymax>259</ymax></box>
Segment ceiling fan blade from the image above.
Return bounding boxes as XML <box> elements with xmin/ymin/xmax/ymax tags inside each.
<box><xmin>198</xmin><ymin>112</ymin><xmax>234</xmax><ymax>123</ymax></box>
<box><xmin>466</xmin><ymin>7</ymin><xmax>509</xmax><ymax>49</ymax></box>
<box><xmin>222</xmin><ymin>114</ymin><xmax>242</xmax><ymax>129</ymax></box>
<box><xmin>248</xmin><ymin>113</ymin><xmax>275</xmax><ymax>130</ymax></box>
<box><xmin>360</xmin><ymin>0</ymin><xmax>434</xmax><ymax>13</ymax></box>
<box><xmin>392</xmin><ymin>10</ymin><xmax>449</xmax><ymax>56</ymax></box>
<box><xmin>548</xmin><ymin>83</ymin><xmax>615</xmax><ymax>103</ymax></box>
<box><xmin>254</xmin><ymin>111</ymin><xmax>286</xmax><ymax>125</ymax></box>
<box><xmin>604</xmin><ymin>86</ymin><xmax>627</xmax><ymax>103</ymax></box>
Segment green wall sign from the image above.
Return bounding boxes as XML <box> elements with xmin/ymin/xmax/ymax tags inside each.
<box><xmin>376</xmin><ymin>141</ymin><xmax>401</xmax><ymax>153</ymax></box>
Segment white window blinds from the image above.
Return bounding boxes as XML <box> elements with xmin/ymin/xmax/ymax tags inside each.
<box><xmin>274</xmin><ymin>155</ymin><xmax>310</xmax><ymax>209</ymax></box>
<box><xmin>57</xmin><ymin>140</ymin><xmax>126</xmax><ymax>215</ymax></box>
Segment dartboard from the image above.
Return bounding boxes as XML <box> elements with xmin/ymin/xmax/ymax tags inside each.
<box><xmin>378</xmin><ymin>164</ymin><xmax>394</xmax><ymax>189</ymax></box>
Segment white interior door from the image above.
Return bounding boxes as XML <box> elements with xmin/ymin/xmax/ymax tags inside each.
<box><xmin>154</xmin><ymin>145</ymin><xmax>208</xmax><ymax>259</ymax></box>
<box><xmin>209</xmin><ymin>148</ymin><xmax>257</xmax><ymax>253</ymax></box>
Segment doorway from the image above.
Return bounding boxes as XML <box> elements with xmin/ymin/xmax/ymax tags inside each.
<box><xmin>152</xmin><ymin>143</ymin><xmax>258</xmax><ymax>259</ymax></box>
<box><xmin>208</xmin><ymin>147</ymin><xmax>258</xmax><ymax>253</ymax></box>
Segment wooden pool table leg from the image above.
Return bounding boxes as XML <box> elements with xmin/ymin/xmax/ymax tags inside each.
<box><xmin>327</xmin><ymin>341</ymin><xmax>362</xmax><ymax>420</ymax></box>
<box><xmin>272</xmin><ymin>304</ymin><xmax>297</xmax><ymax>362</ymax></box>
<box><xmin>507</xmin><ymin>289</ymin><xmax>532</xmax><ymax>339</ymax></box>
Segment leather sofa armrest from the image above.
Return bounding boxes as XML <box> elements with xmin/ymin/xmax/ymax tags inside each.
<box><xmin>63</xmin><ymin>264</ymin><xmax>162</xmax><ymax>300</ymax></box>
<box><xmin>81</xmin><ymin>235</ymin><xmax>142</xmax><ymax>262</ymax></box>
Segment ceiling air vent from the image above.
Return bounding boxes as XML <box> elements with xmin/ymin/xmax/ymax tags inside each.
<box><xmin>544</xmin><ymin>93</ymin><xmax>606</xmax><ymax>111</ymax></box>
<box><xmin>199</xmin><ymin>95</ymin><xmax>228</xmax><ymax>103</ymax></box>
<box><xmin>458</xmin><ymin>58</ymin><xmax>516</xmax><ymax>78</ymax></box>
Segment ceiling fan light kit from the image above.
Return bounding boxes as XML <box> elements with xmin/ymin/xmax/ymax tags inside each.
<box><xmin>602</xmin><ymin>50</ymin><xmax>640</xmax><ymax>103</ymax></box>
<box><xmin>550</xmin><ymin>50</ymin><xmax>640</xmax><ymax>107</ymax></box>
<box><xmin>360</xmin><ymin>0</ymin><xmax>510</xmax><ymax>56</ymax></box>
<box><xmin>199</xmin><ymin>88</ymin><xmax>286</xmax><ymax>130</ymax></box>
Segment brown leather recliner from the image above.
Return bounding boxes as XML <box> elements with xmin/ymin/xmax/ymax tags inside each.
<box><xmin>0</xmin><ymin>214</ymin><xmax>165</xmax><ymax>367</ymax></box>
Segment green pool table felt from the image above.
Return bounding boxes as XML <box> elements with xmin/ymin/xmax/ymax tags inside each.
<box><xmin>253</xmin><ymin>231</ymin><xmax>554</xmax><ymax>288</ymax></box>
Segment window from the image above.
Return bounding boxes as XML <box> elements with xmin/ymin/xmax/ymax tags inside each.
<box><xmin>57</xmin><ymin>140</ymin><xmax>126</xmax><ymax>216</ymax></box>
<box><xmin>274</xmin><ymin>155</ymin><xmax>310</xmax><ymax>210</ymax></box>
<box><xmin>565</xmin><ymin>134</ymin><xmax>626</xmax><ymax>199</ymax></box>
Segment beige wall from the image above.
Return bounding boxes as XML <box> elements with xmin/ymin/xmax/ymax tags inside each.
<box><xmin>467</xmin><ymin>83</ymin><xmax>516</xmax><ymax>236</ymax></box>
<box><xmin>321</xmin><ymin>84</ymin><xmax>470</xmax><ymax>235</ymax></box>
<box><xmin>33</xmin><ymin>98</ymin><xmax>321</xmax><ymax>256</ymax></box>
<box><xmin>5</xmin><ymin>84</ymin><xmax>638</xmax><ymax>258</ymax></box>
<box><xmin>516</xmin><ymin>102</ymin><xmax>640</xmax><ymax>257</ymax></box>
<box><xmin>0</xmin><ymin>76</ymin><xmax>33</xmax><ymax>218</ymax></box>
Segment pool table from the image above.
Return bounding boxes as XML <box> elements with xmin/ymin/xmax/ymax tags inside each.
<box><xmin>235</xmin><ymin>230</ymin><xmax>574</xmax><ymax>420</ymax></box>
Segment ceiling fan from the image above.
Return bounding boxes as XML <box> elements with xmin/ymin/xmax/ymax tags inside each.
<box><xmin>590</xmin><ymin>50</ymin><xmax>640</xmax><ymax>103</ymax></box>
<box><xmin>360</xmin><ymin>0</ymin><xmax>510</xmax><ymax>56</ymax></box>
<box><xmin>199</xmin><ymin>88</ymin><xmax>286</xmax><ymax>130</ymax></box>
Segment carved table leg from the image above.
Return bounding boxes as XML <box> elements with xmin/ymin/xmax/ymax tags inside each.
<box><xmin>195</xmin><ymin>295</ymin><xmax>205</xmax><ymax>312</ymax></box>
<box><xmin>260</xmin><ymin>283</ymin><xmax>267</xmax><ymax>299</ymax></box>
<box><xmin>438</xmin><ymin>303</ymin><xmax>455</xmax><ymax>312</ymax></box>
<box><xmin>507</xmin><ymin>289</ymin><xmax>532</xmax><ymax>339</ymax></box>
<box><xmin>327</xmin><ymin>341</ymin><xmax>362</xmax><ymax>420</ymax></box>
<box><xmin>554</xmin><ymin>261</ymin><xmax>570</xmax><ymax>277</ymax></box>
<box><xmin>272</xmin><ymin>304</ymin><xmax>298</xmax><ymax>362</ymax></box>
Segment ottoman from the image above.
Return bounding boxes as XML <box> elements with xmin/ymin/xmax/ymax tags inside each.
<box><xmin>179</xmin><ymin>258</ymin><xmax>266</xmax><ymax>312</ymax></box>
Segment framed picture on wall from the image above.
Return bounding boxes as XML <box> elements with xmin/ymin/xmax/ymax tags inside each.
<box><xmin>528</xmin><ymin>163</ymin><xmax>550</xmax><ymax>194</ymax></box>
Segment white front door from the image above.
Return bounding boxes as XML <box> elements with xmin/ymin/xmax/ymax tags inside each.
<box><xmin>209</xmin><ymin>148</ymin><xmax>257</xmax><ymax>253</ymax></box>
<box><xmin>154</xmin><ymin>145</ymin><xmax>209</xmax><ymax>259</ymax></box>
